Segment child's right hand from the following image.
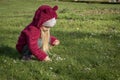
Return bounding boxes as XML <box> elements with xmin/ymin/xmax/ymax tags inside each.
<box><xmin>43</xmin><ymin>56</ymin><xmax>52</xmax><ymax>62</ymax></box>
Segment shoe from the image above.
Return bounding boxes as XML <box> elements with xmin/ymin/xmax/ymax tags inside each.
<box><xmin>21</xmin><ymin>56</ymin><xmax>31</xmax><ymax>60</ymax></box>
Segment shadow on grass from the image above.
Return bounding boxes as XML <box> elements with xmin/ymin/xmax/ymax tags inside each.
<box><xmin>0</xmin><ymin>45</ymin><xmax>19</xmax><ymax>60</ymax></box>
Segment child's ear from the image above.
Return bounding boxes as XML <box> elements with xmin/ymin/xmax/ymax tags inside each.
<box><xmin>53</xmin><ymin>5</ymin><xmax>58</xmax><ymax>11</ymax></box>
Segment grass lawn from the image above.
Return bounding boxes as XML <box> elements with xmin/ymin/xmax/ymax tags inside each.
<box><xmin>0</xmin><ymin>0</ymin><xmax>120</xmax><ymax>80</ymax></box>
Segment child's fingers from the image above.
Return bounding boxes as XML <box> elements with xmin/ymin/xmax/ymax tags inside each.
<box><xmin>43</xmin><ymin>56</ymin><xmax>52</xmax><ymax>62</ymax></box>
<box><xmin>53</xmin><ymin>40</ymin><xmax>60</xmax><ymax>45</ymax></box>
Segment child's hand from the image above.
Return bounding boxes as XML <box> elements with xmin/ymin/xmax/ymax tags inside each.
<box><xmin>43</xmin><ymin>56</ymin><xmax>52</xmax><ymax>62</ymax></box>
<box><xmin>53</xmin><ymin>40</ymin><xmax>60</xmax><ymax>46</ymax></box>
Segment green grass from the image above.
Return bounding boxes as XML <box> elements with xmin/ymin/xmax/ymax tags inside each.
<box><xmin>0</xmin><ymin>0</ymin><xmax>120</xmax><ymax>80</ymax></box>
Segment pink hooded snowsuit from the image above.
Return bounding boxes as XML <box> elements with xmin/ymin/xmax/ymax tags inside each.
<box><xmin>16</xmin><ymin>5</ymin><xmax>58</xmax><ymax>61</ymax></box>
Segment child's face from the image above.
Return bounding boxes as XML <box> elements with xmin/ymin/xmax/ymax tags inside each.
<box><xmin>41</xmin><ymin>26</ymin><xmax>50</xmax><ymax>32</ymax></box>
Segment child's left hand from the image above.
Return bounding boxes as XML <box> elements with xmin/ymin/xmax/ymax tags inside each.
<box><xmin>53</xmin><ymin>40</ymin><xmax>60</xmax><ymax>46</ymax></box>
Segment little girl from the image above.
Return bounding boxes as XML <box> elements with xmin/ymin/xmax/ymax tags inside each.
<box><xmin>16</xmin><ymin>5</ymin><xmax>60</xmax><ymax>61</ymax></box>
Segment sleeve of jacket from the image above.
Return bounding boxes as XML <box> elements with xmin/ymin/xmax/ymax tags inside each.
<box><xmin>25</xmin><ymin>27</ymin><xmax>47</xmax><ymax>61</ymax></box>
<box><xmin>16</xmin><ymin>32</ymin><xmax>26</xmax><ymax>53</ymax></box>
<box><xmin>50</xmin><ymin>35</ymin><xmax>58</xmax><ymax>46</ymax></box>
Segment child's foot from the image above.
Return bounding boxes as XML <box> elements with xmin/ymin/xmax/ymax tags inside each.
<box><xmin>20</xmin><ymin>56</ymin><xmax>31</xmax><ymax>61</ymax></box>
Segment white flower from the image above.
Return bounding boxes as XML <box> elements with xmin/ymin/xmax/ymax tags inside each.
<box><xmin>84</xmin><ymin>67</ymin><xmax>91</xmax><ymax>71</ymax></box>
<box><xmin>92</xmin><ymin>33</ymin><xmax>95</xmax><ymax>35</ymax></box>
<box><xmin>62</xmin><ymin>58</ymin><xmax>66</xmax><ymax>60</ymax></box>
<box><xmin>77</xmin><ymin>28</ymin><xmax>79</xmax><ymax>30</ymax></box>
<box><xmin>56</xmin><ymin>56</ymin><xmax>63</xmax><ymax>61</ymax></box>
<box><xmin>109</xmin><ymin>35</ymin><xmax>112</xmax><ymax>38</ymax></box>
<box><xmin>13</xmin><ymin>60</ymin><xmax>17</xmax><ymax>63</ymax></box>
<box><xmin>4</xmin><ymin>60</ymin><xmax>7</xmax><ymax>63</ymax></box>
<box><xmin>117</xmin><ymin>44</ymin><xmax>120</xmax><ymax>47</ymax></box>
<box><xmin>53</xmin><ymin>54</ymin><xmax>66</xmax><ymax>61</ymax></box>
<box><xmin>49</xmin><ymin>67</ymin><xmax>53</xmax><ymax>70</ymax></box>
